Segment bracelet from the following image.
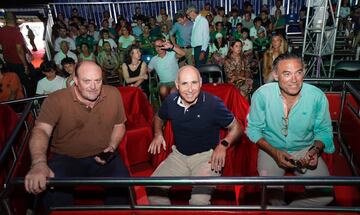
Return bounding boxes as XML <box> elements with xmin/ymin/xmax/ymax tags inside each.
<box><xmin>31</xmin><ymin>160</ymin><xmax>47</xmax><ymax>168</ymax></box>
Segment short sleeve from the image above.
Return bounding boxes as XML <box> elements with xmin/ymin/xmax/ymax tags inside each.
<box><xmin>37</xmin><ymin>93</ymin><xmax>62</xmax><ymax>126</ymax></box>
<box><xmin>213</xmin><ymin>96</ymin><xmax>234</xmax><ymax>128</ymax></box>
<box><xmin>157</xmin><ymin>95</ymin><xmax>171</xmax><ymax>120</ymax></box>
<box><xmin>113</xmin><ymin>88</ymin><xmax>127</xmax><ymax>124</ymax></box>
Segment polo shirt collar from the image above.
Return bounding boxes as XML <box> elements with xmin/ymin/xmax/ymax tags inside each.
<box><xmin>175</xmin><ymin>91</ymin><xmax>206</xmax><ymax>110</ymax></box>
<box><xmin>71</xmin><ymin>85</ymin><xmax>106</xmax><ymax>107</ymax></box>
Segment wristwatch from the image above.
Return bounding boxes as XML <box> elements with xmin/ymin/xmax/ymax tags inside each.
<box><xmin>220</xmin><ymin>139</ymin><xmax>229</xmax><ymax>147</ymax></box>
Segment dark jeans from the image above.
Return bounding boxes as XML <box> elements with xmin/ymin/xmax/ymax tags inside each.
<box><xmin>193</xmin><ymin>46</ymin><xmax>209</xmax><ymax>68</ymax></box>
<box><xmin>43</xmin><ymin>153</ymin><xmax>129</xmax><ymax>213</ymax></box>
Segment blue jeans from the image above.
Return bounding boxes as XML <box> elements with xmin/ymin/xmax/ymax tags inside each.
<box><xmin>43</xmin><ymin>153</ymin><xmax>129</xmax><ymax>213</ymax></box>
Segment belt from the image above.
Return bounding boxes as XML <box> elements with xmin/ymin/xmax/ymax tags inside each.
<box><xmin>180</xmin><ymin>46</ymin><xmax>192</xmax><ymax>49</ymax></box>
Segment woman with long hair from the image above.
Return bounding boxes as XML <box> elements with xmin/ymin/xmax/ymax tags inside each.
<box><xmin>223</xmin><ymin>40</ymin><xmax>253</xmax><ymax>99</ymax></box>
<box><xmin>262</xmin><ymin>33</ymin><xmax>288</xmax><ymax>83</ymax></box>
<box><xmin>122</xmin><ymin>45</ymin><xmax>149</xmax><ymax>95</ymax></box>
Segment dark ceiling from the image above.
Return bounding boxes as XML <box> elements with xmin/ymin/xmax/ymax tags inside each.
<box><xmin>0</xmin><ymin>0</ymin><xmax>53</xmax><ymax>8</ymax></box>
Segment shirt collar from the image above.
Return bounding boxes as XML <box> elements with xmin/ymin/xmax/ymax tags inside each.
<box><xmin>175</xmin><ymin>91</ymin><xmax>205</xmax><ymax>109</ymax></box>
<box><xmin>71</xmin><ymin>85</ymin><xmax>106</xmax><ymax>106</ymax></box>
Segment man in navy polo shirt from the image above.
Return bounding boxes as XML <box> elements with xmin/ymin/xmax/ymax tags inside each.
<box><xmin>147</xmin><ymin>65</ymin><xmax>242</xmax><ymax>205</ymax></box>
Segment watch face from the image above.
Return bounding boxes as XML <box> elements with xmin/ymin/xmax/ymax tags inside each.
<box><xmin>221</xmin><ymin>140</ymin><xmax>229</xmax><ymax>147</ymax></box>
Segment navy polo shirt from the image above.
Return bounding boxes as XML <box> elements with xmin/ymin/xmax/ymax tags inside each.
<box><xmin>158</xmin><ymin>91</ymin><xmax>234</xmax><ymax>155</ymax></box>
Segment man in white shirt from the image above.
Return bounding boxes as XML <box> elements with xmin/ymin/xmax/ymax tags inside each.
<box><xmin>36</xmin><ymin>61</ymin><xmax>65</xmax><ymax>95</ymax></box>
<box><xmin>186</xmin><ymin>5</ymin><xmax>210</xmax><ymax>68</ymax></box>
<box><xmin>54</xmin><ymin>41</ymin><xmax>78</xmax><ymax>70</ymax></box>
<box><xmin>54</xmin><ymin>27</ymin><xmax>76</xmax><ymax>52</ymax></box>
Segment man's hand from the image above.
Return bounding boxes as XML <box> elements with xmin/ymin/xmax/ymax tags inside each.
<box><xmin>271</xmin><ymin>148</ymin><xmax>295</xmax><ymax>169</ymax></box>
<box><xmin>298</xmin><ymin>148</ymin><xmax>319</xmax><ymax>169</ymax></box>
<box><xmin>25</xmin><ymin>162</ymin><xmax>54</xmax><ymax>194</ymax></box>
<box><xmin>148</xmin><ymin>134</ymin><xmax>166</xmax><ymax>154</ymax></box>
<box><xmin>199</xmin><ymin>51</ymin><xmax>205</xmax><ymax>61</ymax></box>
<box><xmin>210</xmin><ymin>144</ymin><xmax>227</xmax><ymax>173</ymax></box>
<box><xmin>95</xmin><ymin>145</ymin><xmax>115</xmax><ymax>165</ymax></box>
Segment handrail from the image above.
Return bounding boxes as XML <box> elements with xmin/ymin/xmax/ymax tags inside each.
<box><xmin>8</xmin><ymin>177</ymin><xmax>360</xmax><ymax>212</ymax></box>
<box><xmin>0</xmin><ymin>102</ymin><xmax>33</xmax><ymax>165</ymax></box>
<box><xmin>346</xmin><ymin>82</ymin><xmax>360</xmax><ymax>102</ymax></box>
<box><xmin>0</xmin><ymin>95</ymin><xmax>47</xmax><ymax>105</ymax></box>
<box><xmin>10</xmin><ymin>176</ymin><xmax>360</xmax><ymax>186</ymax></box>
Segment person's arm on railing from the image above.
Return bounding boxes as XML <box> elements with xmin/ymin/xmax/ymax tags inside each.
<box><xmin>24</xmin><ymin>122</ymin><xmax>54</xmax><ymax>194</ymax></box>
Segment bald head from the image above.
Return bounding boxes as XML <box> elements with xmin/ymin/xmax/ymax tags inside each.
<box><xmin>175</xmin><ymin>65</ymin><xmax>202</xmax><ymax>106</ymax></box>
<box><xmin>176</xmin><ymin>65</ymin><xmax>201</xmax><ymax>84</ymax></box>
<box><xmin>74</xmin><ymin>61</ymin><xmax>103</xmax><ymax>102</ymax></box>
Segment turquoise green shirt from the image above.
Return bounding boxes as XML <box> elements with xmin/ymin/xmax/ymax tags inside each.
<box><xmin>246</xmin><ymin>82</ymin><xmax>334</xmax><ymax>154</ymax></box>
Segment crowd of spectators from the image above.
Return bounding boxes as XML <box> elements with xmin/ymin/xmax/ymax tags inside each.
<box><xmin>0</xmin><ymin>1</ymin><xmax>359</xmax><ymax>103</ymax></box>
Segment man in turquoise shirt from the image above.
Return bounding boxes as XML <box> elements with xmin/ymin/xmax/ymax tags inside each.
<box><xmin>246</xmin><ymin>53</ymin><xmax>334</xmax><ymax>207</ymax></box>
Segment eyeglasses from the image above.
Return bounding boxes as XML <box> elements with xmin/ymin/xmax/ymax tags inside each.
<box><xmin>281</xmin><ymin>117</ymin><xmax>288</xmax><ymax>137</ymax></box>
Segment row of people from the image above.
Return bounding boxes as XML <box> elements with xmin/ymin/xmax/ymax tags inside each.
<box><xmin>24</xmin><ymin>53</ymin><xmax>334</xmax><ymax>210</ymax></box>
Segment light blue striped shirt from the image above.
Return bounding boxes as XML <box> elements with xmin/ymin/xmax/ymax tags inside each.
<box><xmin>246</xmin><ymin>82</ymin><xmax>334</xmax><ymax>154</ymax></box>
<box><xmin>191</xmin><ymin>15</ymin><xmax>210</xmax><ymax>51</ymax></box>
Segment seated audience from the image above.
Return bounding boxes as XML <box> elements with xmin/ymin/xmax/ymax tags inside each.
<box><xmin>156</xmin><ymin>7</ymin><xmax>172</xmax><ymax>29</ymax></box>
<box><xmin>263</xmin><ymin>33</ymin><xmax>288</xmax><ymax>83</ymax></box>
<box><xmin>88</xmin><ymin>23</ymin><xmax>100</xmax><ymax>43</ymax></box>
<box><xmin>76</xmin><ymin>25</ymin><xmax>95</xmax><ymax>53</ymax></box>
<box><xmin>242</xmin><ymin>11</ymin><xmax>254</xmax><ymax>30</ymax></box>
<box><xmin>98</xmin><ymin>29</ymin><xmax>117</xmax><ymax>52</ymax></box>
<box><xmin>253</xmin><ymin>27</ymin><xmax>270</xmax><ymax>60</ymax></box>
<box><xmin>147</xmin><ymin>65</ymin><xmax>242</xmax><ymax>205</ymax></box>
<box><xmin>160</xmin><ymin>24</ymin><xmax>171</xmax><ymax>41</ymax></box>
<box><xmin>250</xmin><ymin>17</ymin><xmax>266</xmax><ymax>40</ymax></box>
<box><xmin>97</xmin><ymin>41</ymin><xmax>121</xmax><ymax>79</ymax></box>
<box><xmin>118</xmin><ymin>27</ymin><xmax>136</xmax><ymax>68</ymax></box>
<box><xmin>132</xmin><ymin>19</ymin><xmax>144</xmax><ymax>38</ymax></box>
<box><xmin>240</xmin><ymin>28</ymin><xmax>255</xmax><ymax>66</ymax></box>
<box><xmin>228</xmin><ymin>9</ymin><xmax>242</xmax><ymax>31</ymax></box>
<box><xmin>148</xmin><ymin>39</ymin><xmax>185</xmax><ymax>100</ymax></box>
<box><xmin>0</xmin><ymin>60</ymin><xmax>24</xmax><ymax>102</ymax></box>
<box><xmin>260</xmin><ymin>10</ymin><xmax>272</xmax><ymax>34</ymax></box>
<box><xmin>138</xmin><ymin>24</ymin><xmax>157</xmax><ymax>56</ymax></box>
<box><xmin>224</xmin><ymin>40</ymin><xmax>253</xmax><ymax>99</ymax></box>
<box><xmin>122</xmin><ymin>45</ymin><xmax>149</xmax><ymax>95</ymax></box>
<box><xmin>54</xmin><ymin>26</ymin><xmax>76</xmax><ymax>52</ymax></box>
<box><xmin>54</xmin><ymin>41</ymin><xmax>78</xmax><ymax>70</ymax></box>
<box><xmin>36</xmin><ymin>61</ymin><xmax>65</xmax><ymax>95</ymax></box>
<box><xmin>209</xmin><ymin>33</ymin><xmax>228</xmax><ymax>66</ymax></box>
<box><xmin>78</xmin><ymin>43</ymin><xmax>96</xmax><ymax>62</ymax></box>
<box><xmin>246</xmin><ymin>53</ymin><xmax>334</xmax><ymax>207</ymax></box>
<box><xmin>232</xmin><ymin>23</ymin><xmax>243</xmax><ymax>40</ymax></box>
<box><xmin>61</xmin><ymin>57</ymin><xmax>76</xmax><ymax>88</ymax></box>
<box><xmin>25</xmin><ymin>61</ymin><xmax>129</xmax><ymax>213</ymax></box>
<box><xmin>271</xmin><ymin>9</ymin><xmax>286</xmax><ymax>38</ymax></box>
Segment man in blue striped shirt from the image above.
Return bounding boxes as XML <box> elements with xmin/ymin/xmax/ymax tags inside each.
<box><xmin>246</xmin><ymin>53</ymin><xmax>334</xmax><ymax>207</ymax></box>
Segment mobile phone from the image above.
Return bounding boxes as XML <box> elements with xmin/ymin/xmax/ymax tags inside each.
<box><xmin>97</xmin><ymin>151</ymin><xmax>115</xmax><ymax>163</ymax></box>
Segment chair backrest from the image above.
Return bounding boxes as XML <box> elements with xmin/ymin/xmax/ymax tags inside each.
<box><xmin>198</xmin><ymin>64</ymin><xmax>224</xmax><ymax>84</ymax></box>
<box><xmin>334</xmin><ymin>61</ymin><xmax>360</xmax><ymax>78</ymax></box>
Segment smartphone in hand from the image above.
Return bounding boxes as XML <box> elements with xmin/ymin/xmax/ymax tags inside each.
<box><xmin>97</xmin><ymin>151</ymin><xmax>115</xmax><ymax>163</ymax></box>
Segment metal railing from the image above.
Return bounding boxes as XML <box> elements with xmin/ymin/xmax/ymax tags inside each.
<box><xmin>6</xmin><ymin>176</ymin><xmax>360</xmax><ymax>212</ymax></box>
